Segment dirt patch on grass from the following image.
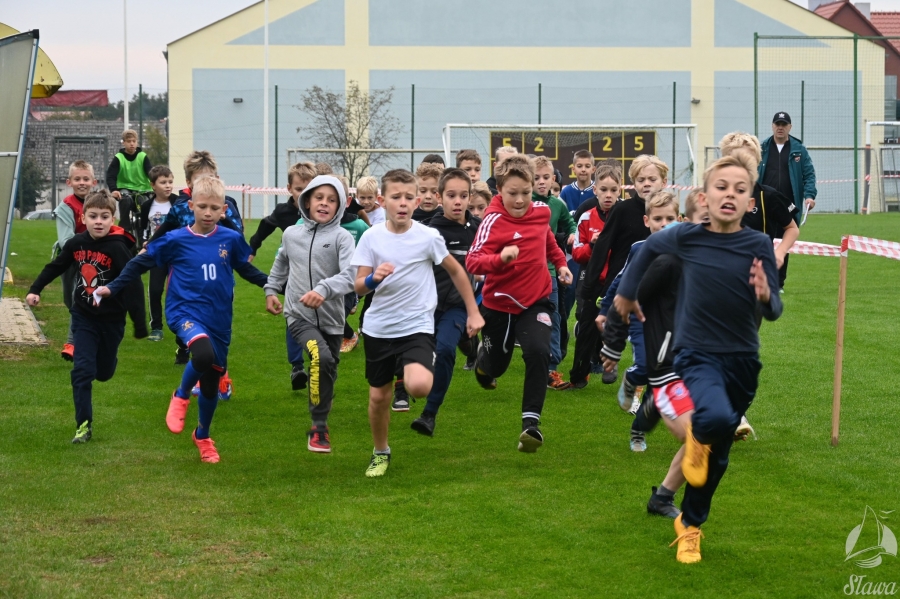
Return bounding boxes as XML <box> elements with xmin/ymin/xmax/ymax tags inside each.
<box><xmin>83</xmin><ymin>555</ymin><xmax>114</xmax><ymax>565</ymax></box>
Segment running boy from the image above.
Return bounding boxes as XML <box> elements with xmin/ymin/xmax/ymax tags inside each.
<box><xmin>456</xmin><ymin>149</ymin><xmax>483</xmax><ymax>183</ymax></box>
<box><xmin>356</xmin><ymin>176</ymin><xmax>384</xmax><ymax>225</ymax></box>
<box><xmin>559</xmin><ymin>150</ymin><xmax>595</xmax><ymax>212</ymax></box>
<box><xmin>467</xmin><ymin>155</ymin><xmax>573</xmax><ymax>453</ymax></box>
<box><xmin>53</xmin><ymin>160</ymin><xmax>98</xmax><ymax>360</ymax></box>
<box><xmin>614</xmin><ymin>153</ymin><xmax>782</xmax><ymax>563</ymax></box>
<box><xmin>469</xmin><ymin>182</ymin><xmax>491</xmax><ymax>220</ymax></box>
<box><xmin>567</xmin><ymin>161</ymin><xmax>621</xmax><ymax>388</ymax></box>
<box><xmin>265</xmin><ymin>175</ymin><xmax>356</xmax><ymax>453</ymax></box>
<box><xmin>138</xmin><ymin>165</ymin><xmax>178</xmax><ymax>341</ymax></box>
<box><xmin>28</xmin><ymin>191</ymin><xmax>137</xmax><ymax>443</ymax></box>
<box><xmin>409</xmin><ymin>168</ymin><xmax>479</xmax><ymax>437</ymax></box>
<box><xmin>581</xmin><ymin>155</ymin><xmax>667</xmax><ymax>384</ymax></box>
<box><xmin>95</xmin><ymin>177</ymin><xmax>268</xmax><ymax>463</ymax></box>
<box><xmin>600</xmin><ymin>190</ymin><xmax>706</xmax><ymax>519</ymax></box>
<box><xmin>412</xmin><ymin>162</ymin><xmax>443</xmax><ymax>222</ymax></box>
<box><xmin>149</xmin><ymin>151</ymin><xmax>243</xmax><ymax>375</ymax></box>
<box><xmin>352</xmin><ymin>169</ymin><xmax>484</xmax><ymax>477</ymax></box>
<box><xmin>532</xmin><ymin>156</ymin><xmax>577</xmax><ymax>391</ymax></box>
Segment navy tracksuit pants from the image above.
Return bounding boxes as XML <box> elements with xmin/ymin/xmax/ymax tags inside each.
<box><xmin>675</xmin><ymin>349</ymin><xmax>762</xmax><ymax>528</ymax></box>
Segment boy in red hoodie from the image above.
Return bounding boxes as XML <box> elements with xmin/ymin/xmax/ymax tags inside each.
<box><xmin>467</xmin><ymin>155</ymin><xmax>572</xmax><ymax>453</ymax></box>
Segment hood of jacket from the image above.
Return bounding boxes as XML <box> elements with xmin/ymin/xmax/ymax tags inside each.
<box><xmin>298</xmin><ymin>175</ymin><xmax>347</xmax><ymax>231</ymax></box>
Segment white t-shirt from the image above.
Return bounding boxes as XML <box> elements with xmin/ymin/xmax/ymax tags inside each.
<box><xmin>351</xmin><ymin>221</ymin><xmax>449</xmax><ymax>338</ymax></box>
<box><xmin>776</xmin><ymin>143</ymin><xmax>785</xmax><ymax>153</ymax></box>
<box><xmin>368</xmin><ymin>206</ymin><xmax>385</xmax><ymax>226</ymax></box>
<box><xmin>146</xmin><ymin>199</ymin><xmax>171</xmax><ymax>240</ymax></box>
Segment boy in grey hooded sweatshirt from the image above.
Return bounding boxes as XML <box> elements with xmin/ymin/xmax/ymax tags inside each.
<box><xmin>265</xmin><ymin>175</ymin><xmax>356</xmax><ymax>453</ymax></box>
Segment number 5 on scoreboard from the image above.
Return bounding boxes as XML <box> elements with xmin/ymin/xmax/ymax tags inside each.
<box><xmin>634</xmin><ymin>135</ymin><xmax>644</xmax><ymax>152</ymax></box>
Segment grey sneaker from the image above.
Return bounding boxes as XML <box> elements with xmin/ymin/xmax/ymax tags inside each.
<box><xmin>148</xmin><ymin>329</ymin><xmax>164</xmax><ymax>342</ymax></box>
<box><xmin>647</xmin><ymin>486</ymin><xmax>680</xmax><ymax>518</ymax></box>
<box><xmin>602</xmin><ymin>369</ymin><xmax>618</xmax><ymax>385</ymax></box>
<box><xmin>618</xmin><ymin>378</ymin><xmax>637</xmax><ymax>411</ymax></box>
<box><xmin>392</xmin><ymin>381</ymin><xmax>411</xmax><ymax>412</ymax></box>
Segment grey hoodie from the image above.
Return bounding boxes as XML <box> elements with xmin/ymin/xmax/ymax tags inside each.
<box><xmin>264</xmin><ymin>175</ymin><xmax>356</xmax><ymax>335</ymax></box>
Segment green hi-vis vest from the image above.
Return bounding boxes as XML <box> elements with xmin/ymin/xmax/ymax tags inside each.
<box><xmin>116</xmin><ymin>151</ymin><xmax>152</xmax><ymax>192</ymax></box>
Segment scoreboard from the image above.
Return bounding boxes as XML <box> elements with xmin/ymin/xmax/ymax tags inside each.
<box><xmin>489</xmin><ymin>130</ymin><xmax>656</xmax><ymax>188</ymax></box>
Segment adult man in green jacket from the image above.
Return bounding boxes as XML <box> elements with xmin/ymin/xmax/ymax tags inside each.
<box><xmin>758</xmin><ymin>112</ymin><xmax>817</xmax><ymax>289</ymax></box>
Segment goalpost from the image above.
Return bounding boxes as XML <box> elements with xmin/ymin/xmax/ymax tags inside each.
<box><xmin>863</xmin><ymin>121</ymin><xmax>900</xmax><ymax>214</ymax></box>
<box><xmin>442</xmin><ymin>123</ymin><xmax>699</xmax><ymax>190</ymax></box>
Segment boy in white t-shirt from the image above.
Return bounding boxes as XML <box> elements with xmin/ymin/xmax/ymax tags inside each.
<box><xmin>139</xmin><ymin>165</ymin><xmax>177</xmax><ymax>341</ymax></box>
<box><xmin>352</xmin><ymin>169</ymin><xmax>484</xmax><ymax>478</ymax></box>
<box><xmin>356</xmin><ymin>176</ymin><xmax>384</xmax><ymax>226</ymax></box>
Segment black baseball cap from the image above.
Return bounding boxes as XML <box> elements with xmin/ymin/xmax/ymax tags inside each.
<box><xmin>773</xmin><ymin>112</ymin><xmax>791</xmax><ymax>124</ymax></box>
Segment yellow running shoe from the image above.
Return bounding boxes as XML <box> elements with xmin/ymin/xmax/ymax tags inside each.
<box><xmin>682</xmin><ymin>422</ymin><xmax>712</xmax><ymax>487</ymax></box>
<box><xmin>670</xmin><ymin>513</ymin><xmax>704</xmax><ymax>563</ymax></box>
<box><xmin>365</xmin><ymin>452</ymin><xmax>390</xmax><ymax>477</ymax></box>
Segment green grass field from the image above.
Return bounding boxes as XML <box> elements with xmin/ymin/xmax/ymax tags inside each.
<box><xmin>1</xmin><ymin>215</ymin><xmax>899</xmax><ymax>598</ymax></box>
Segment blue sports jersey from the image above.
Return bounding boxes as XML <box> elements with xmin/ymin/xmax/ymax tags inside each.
<box><xmin>165</xmin><ymin>189</ymin><xmax>244</xmax><ymax>232</ymax></box>
<box><xmin>146</xmin><ymin>225</ymin><xmax>253</xmax><ymax>345</ymax></box>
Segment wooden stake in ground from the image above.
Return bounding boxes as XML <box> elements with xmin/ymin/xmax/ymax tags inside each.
<box><xmin>832</xmin><ymin>236</ymin><xmax>849</xmax><ymax>447</ymax></box>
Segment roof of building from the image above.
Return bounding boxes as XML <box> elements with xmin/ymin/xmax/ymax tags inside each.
<box><xmin>813</xmin><ymin>1</ymin><xmax>845</xmax><ymax>20</ymax></box>
<box><xmin>871</xmin><ymin>12</ymin><xmax>900</xmax><ymax>54</ymax></box>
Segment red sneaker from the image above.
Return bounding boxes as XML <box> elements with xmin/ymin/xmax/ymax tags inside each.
<box><xmin>217</xmin><ymin>371</ymin><xmax>233</xmax><ymax>401</ymax></box>
<box><xmin>166</xmin><ymin>391</ymin><xmax>190</xmax><ymax>434</ymax></box>
<box><xmin>307</xmin><ymin>426</ymin><xmax>332</xmax><ymax>453</ymax></box>
<box><xmin>192</xmin><ymin>430</ymin><xmax>220</xmax><ymax>463</ymax></box>
<box><xmin>60</xmin><ymin>343</ymin><xmax>74</xmax><ymax>362</ymax></box>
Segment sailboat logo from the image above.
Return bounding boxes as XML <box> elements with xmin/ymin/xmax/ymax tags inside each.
<box><xmin>845</xmin><ymin>507</ymin><xmax>897</xmax><ymax>568</ymax></box>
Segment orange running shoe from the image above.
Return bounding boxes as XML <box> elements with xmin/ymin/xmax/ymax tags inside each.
<box><xmin>166</xmin><ymin>391</ymin><xmax>190</xmax><ymax>434</ymax></box>
<box><xmin>683</xmin><ymin>422</ymin><xmax>712</xmax><ymax>488</ymax></box>
<box><xmin>670</xmin><ymin>513</ymin><xmax>704</xmax><ymax>563</ymax></box>
<box><xmin>60</xmin><ymin>343</ymin><xmax>74</xmax><ymax>362</ymax></box>
<box><xmin>217</xmin><ymin>371</ymin><xmax>233</xmax><ymax>401</ymax></box>
<box><xmin>192</xmin><ymin>430</ymin><xmax>220</xmax><ymax>463</ymax></box>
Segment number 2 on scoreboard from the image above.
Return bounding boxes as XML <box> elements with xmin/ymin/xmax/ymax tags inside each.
<box><xmin>533</xmin><ymin>136</ymin><xmax>544</xmax><ymax>153</ymax></box>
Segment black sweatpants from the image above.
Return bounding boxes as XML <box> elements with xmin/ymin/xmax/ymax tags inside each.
<box><xmin>288</xmin><ymin>318</ymin><xmax>342</xmax><ymax>425</ymax></box>
<box><xmin>70</xmin><ymin>311</ymin><xmax>125</xmax><ymax>426</ymax></box>
<box><xmin>569</xmin><ymin>298</ymin><xmax>602</xmax><ymax>384</ymax></box>
<box><xmin>148</xmin><ymin>265</ymin><xmax>167</xmax><ymax>330</ymax></box>
<box><xmin>478</xmin><ymin>299</ymin><xmax>554</xmax><ymax>424</ymax></box>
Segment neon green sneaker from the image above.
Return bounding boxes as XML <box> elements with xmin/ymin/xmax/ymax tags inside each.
<box><xmin>72</xmin><ymin>421</ymin><xmax>92</xmax><ymax>444</ymax></box>
<box><xmin>365</xmin><ymin>452</ymin><xmax>390</xmax><ymax>478</ymax></box>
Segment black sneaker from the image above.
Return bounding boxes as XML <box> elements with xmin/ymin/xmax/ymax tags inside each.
<box><xmin>392</xmin><ymin>380</ymin><xmax>410</xmax><ymax>412</ymax></box>
<box><xmin>291</xmin><ymin>366</ymin><xmax>308</xmax><ymax>391</ymax></box>
<box><xmin>411</xmin><ymin>413</ymin><xmax>436</xmax><ymax>437</ymax></box>
<box><xmin>518</xmin><ymin>426</ymin><xmax>544</xmax><ymax>453</ymax></box>
<box><xmin>566</xmin><ymin>378</ymin><xmax>589</xmax><ymax>390</ymax></box>
<box><xmin>647</xmin><ymin>486</ymin><xmax>680</xmax><ymax>519</ymax></box>
<box><xmin>463</xmin><ymin>356</ymin><xmax>476</xmax><ymax>371</ymax></box>
<box><xmin>601</xmin><ymin>370</ymin><xmax>618</xmax><ymax>384</ymax></box>
<box><xmin>174</xmin><ymin>346</ymin><xmax>190</xmax><ymax>366</ymax></box>
<box><xmin>473</xmin><ymin>343</ymin><xmax>497</xmax><ymax>389</ymax></box>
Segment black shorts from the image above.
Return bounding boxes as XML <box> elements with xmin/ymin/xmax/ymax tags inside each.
<box><xmin>363</xmin><ymin>332</ymin><xmax>435</xmax><ymax>388</ymax></box>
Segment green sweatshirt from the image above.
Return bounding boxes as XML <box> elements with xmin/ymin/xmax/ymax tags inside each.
<box><xmin>535</xmin><ymin>192</ymin><xmax>576</xmax><ymax>276</ymax></box>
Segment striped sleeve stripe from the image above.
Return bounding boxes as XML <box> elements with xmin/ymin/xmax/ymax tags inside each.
<box><xmin>471</xmin><ymin>213</ymin><xmax>501</xmax><ymax>253</ymax></box>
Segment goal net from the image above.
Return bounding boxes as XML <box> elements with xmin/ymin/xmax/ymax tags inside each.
<box><xmin>442</xmin><ymin>123</ymin><xmax>698</xmax><ymax>192</ymax></box>
<box><xmin>863</xmin><ymin>121</ymin><xmax>900</xmax><ymax>214</ymax></box>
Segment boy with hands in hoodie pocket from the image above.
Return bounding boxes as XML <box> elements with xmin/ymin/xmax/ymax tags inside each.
<box><xmin>265</xmin><ymin>175</ymin><xmax>357</xmax><ymax>454</ymax></box>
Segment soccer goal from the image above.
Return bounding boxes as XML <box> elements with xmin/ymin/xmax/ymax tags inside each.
<box><xmin>863</xmin><ymin>121</ymin><xmax>900</xmax><ymax>214</ymax></box>
<box><xmin>441</xmin><ymin>123</ymin><xmax>699</xmax><ymax>190</ymax></box>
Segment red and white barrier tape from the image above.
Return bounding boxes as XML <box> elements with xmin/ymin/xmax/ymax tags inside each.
<box><xmin>847</xmin><ymin>235</ymin><xmax>900</xmax><ymax>261</ymax></box>
<box><xmin>773</xmin><ymin>238</ymin><xmax>843</xmax><ymax>257</ymax></box>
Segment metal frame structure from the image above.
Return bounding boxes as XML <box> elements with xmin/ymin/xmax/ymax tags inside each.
<box><xmin>50</xmin><ymin>136</ymin><xmax>108</xmax><ymax>208</ymax></box>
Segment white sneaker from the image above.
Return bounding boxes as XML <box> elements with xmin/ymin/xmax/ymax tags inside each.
<box><xmin>735</xmin><ymin>415</ymin><xmax>756</xmax><ymax>441</ymax></box>
<box><xmin>628</xmin><ymin>396</ymin><xmax>641</xmax><ymax>415</ymax></box>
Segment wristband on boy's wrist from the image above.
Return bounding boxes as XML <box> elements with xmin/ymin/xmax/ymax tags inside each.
<box><xmin>364</xmin><ymin>273</ymin><xmax>380</xmax><ymax>290</ymax></box>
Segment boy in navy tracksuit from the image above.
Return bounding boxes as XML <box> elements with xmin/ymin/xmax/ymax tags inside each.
<box><xmin>410</xmin><ymin>169</ymin><xmax>479</xmax><ymax>437</ymax></box>
<box><xmin>614</xmin><ymin>153</ymin><xmax>782</xmax><ymax>564</ymax></box>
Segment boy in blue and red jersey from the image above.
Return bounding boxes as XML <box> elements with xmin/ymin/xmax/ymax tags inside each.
<box><xmin>96</xmin><ymin>177</ymin><xmax>268</xmax><ymax>464</ymax></box>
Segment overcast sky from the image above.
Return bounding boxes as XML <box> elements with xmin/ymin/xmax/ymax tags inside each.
<box><xmin>5</xmin><ymin>0</ymin><xmax>900</xmax><ymax>102</ymax></box>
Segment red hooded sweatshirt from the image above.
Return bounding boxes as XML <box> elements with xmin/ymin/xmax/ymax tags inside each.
<box><xmin>467</xmin><ymin>195</ymin><xmax>567</xmax><ymax>314</ymax></box>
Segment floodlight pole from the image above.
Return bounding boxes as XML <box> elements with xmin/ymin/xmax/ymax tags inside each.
<box><xmin>123</xmin><ymin>0</ymin><xmax>129</xmax><ymax>129</ymax></box>
<box><xmin>263</xmin><ymin>0</ymin><xmax>270</xmax><ymax>215</ymax></box>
